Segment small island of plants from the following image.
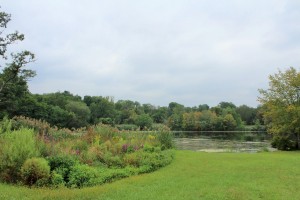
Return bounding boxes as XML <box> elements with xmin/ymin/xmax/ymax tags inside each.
<box><xmin>0</xmin><ymin>117</ymin><xmax>174</xmax><ymax>188</ymax></box>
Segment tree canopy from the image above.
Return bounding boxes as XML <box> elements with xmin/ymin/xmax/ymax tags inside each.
<box><xmin>0</xmin><ymin>8</ymin><xmax>35</xmax><ymax>118</ymax></box>
<box><xmin>258</xmin><ymin>67</ymin><xmax>300</xmax><ymax>150</ymax></box>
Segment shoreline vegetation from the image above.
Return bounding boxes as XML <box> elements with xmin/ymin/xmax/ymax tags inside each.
<box><xmin>0</xmin><ymin>117</ymin><xmax>174</xmax><ymax>188</ymax></box>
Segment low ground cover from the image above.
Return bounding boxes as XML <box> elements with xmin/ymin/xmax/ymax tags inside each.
<box><xmin>1</xmin><ymin>151</ymin><xmax>300</xmax><ymax>200</ymax></box>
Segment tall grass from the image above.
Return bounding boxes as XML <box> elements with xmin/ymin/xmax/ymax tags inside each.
<box><xmin>0</xmin><ymin>128</ymin><xmax>39</xmax><ymax>182</ymax></box>
<box><xmin>0</xmin><ymin>117</ymin><xmax>175</xmax><ymax>188</ymax></box>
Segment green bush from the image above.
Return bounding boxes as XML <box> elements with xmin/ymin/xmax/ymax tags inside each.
<box><xmin>101</xmin><ymin>152</ymin><xmax>124</xmax><ymax>168</ymax></box>
<box><xmin>35</xmin><ymin>138</ymin><xmax>51</xmax><ymax>157</ymax></box>
<box><xmin>0</xmin><ymin>128</ymin><xmax>39</xmax><ymax>182</ymax></box>
<box><xmin>21</xmin><ymin>157</ymin><xmax>50</xmax><ymax>186</ymax></box>
<box><xmin>0</xmin><ymin>121</ymin><xmax>175</xmax><ymax>188</ymax></box>
<box><xmin>68</xmin><ymin>164</ymin><xmax>98</xmax><ymax>188</ymax></box>
<box><xmin>156</xmin><ymin>129</ymin><xmax>174</xmax><ymax>150</ymax></box>
<box><xmin>271</xmin><ymin>135</ymin><xmax>297</xmax><ymax>150</ymax></box>
<box><xmin>94</xmin><ymin>124</ymin><xmax>119</xmax><ymax>140</ymax></box>
<box><xmin>140</xmin><ymin>150</ymin><xmax>175</xmax><ymax>171</ymax></box>
<box><xmin>135</xmin><ymin>114</ymin><xmax>153</xmax><ymax>130</ymax></box>
<box><xmin>143</xmin><ymin>144</ymin><xmax>155</xmax><ymax>152</ymax></box>
<box><xmin>51</xmin><ymin>171</ymin><xmax>65</xmax><ymax>188</ymax></box>
<box><xmin>123</xmin><ymin>152</ymin><xmax>141</xmax><ymax>167</ymax></box>
<box><xmin>47</xmin><ymin>155</ymin><xmax>77</xmax><ymax>183</ymax></box>
<box><xmin>0</xmin><ymin>117</ymin><xmax>12</xmax><ymax>135</ymax></box>
<box><xmin>93</xmin><ymin>167</ymin><xmax>137</xmax><ymax>185</ymax></box>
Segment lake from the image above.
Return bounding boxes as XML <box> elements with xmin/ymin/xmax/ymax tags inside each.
<box><xmin>173</xmin><ymin>131</ymin><xmax>276</xmax><ymax>153</ymax></box>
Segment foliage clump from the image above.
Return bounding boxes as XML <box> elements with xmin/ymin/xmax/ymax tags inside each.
<box><xmin>0</xmin><ymin>118</ymin><xmax>174</xmax><ymax>188</ymax></box>
<box><xmin>0</xmin><ymin>128</ymin><xmax>39</xmax><ymax>182</ymax></box>
<box><xmin>21</xmin><ymin>157</ymin><xmax>50</xmax><ymax>186</ymax></box>
<box><xmin>259</xmin><ymin>67</ymin><xmax>300</xmax><ymax>150</ymax></box>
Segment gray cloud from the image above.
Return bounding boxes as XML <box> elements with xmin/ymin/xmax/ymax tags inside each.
<box><xmin>2</xmin><ymin>0</ymin><xmax>300</xmax><ymax>107</ymax></box>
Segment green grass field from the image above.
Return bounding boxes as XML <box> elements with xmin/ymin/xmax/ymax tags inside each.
<box><xmin>1</xmin><ymin>150</ymin><xmax>300</xmax><ymax>200</ymax></box>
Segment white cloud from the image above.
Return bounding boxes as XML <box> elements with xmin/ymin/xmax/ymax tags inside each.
<box><xmin>2</xmin><ymin>0</ymin><xmax>300</xmax><ymax>107</ymax></box>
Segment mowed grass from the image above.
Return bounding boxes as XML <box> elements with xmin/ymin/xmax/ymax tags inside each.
<box><xmin>1</xmin><ymin>150</ymin><xmax>300</xmax><ymax>200</ymax></box>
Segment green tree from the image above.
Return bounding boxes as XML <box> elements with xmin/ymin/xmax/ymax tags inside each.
<box><xmin>198</xmin><ymin>104</ymin><xmax>209</xmax><ymax>111</ymax></box>
<box><xmin>87</xmin><ymin>96</ymin><xmax>115</xmax><ymax>124</ymax></box>
<box><xmin>65</xmin><ymin>101</ymin><xmax>91</xmax><ymax>128</ymax></box>
<box><xmin>199</xmin><ymin>110</ymin><xmax>218</xmax><ymax>131</ymax></box>
<box><xmin>182</xmin><ymin>112</ymin><xmax>197</xmax><ymax>130</ymax></box>
<box><xmin>0</xmin><ymin>9</ymin><xmax>35</xmax><ymax>118</ymax></box>
<box><xmin>115</xmin><ymin>100</ymin><xmax>140</xmax><ymax>124</ymax></box>
<box><xmin>168</xmin><ymin>102</ymin><xmax>184</xmax><ymax>116</ymax></box>
<box><xmin>221</xmin><ymin>107</ymin><xmax>242</xmax><ymax>128</ymax></box>
<box><xmin>222</xmin><ymin>114</ymin><xmax>237</xmax><ymax>131</ymax></box>
<box><xmin>167</xmin><ymin>113</ymin><xmax>182</xmax><ymax>130</ymax></box>
<box><xmin>218</xmin><ymin>102</ymin><xmax>236</xmax><ymax>109</ymax></box>
<box><xmin>258</xmin><ymin>67</ymin><xmax>300</xmax><ymax>150</ymax></box>
<box><xmin>0</xmin><ymin>9</ymin><xmax>35</xmax><ymax>94</ymax></box>
<box><xmin>236</xmin><ymin>105</ymin><xmax>257</xmax><ymax>125</ymax></box>
<box><xmin>152</xmin><ymin>107</ymin><xmax>168</xmax><ymax>123</ymax></box>
<box><xmin>36</xmin><ymin>91</ymin><xmax>81</xmax><ymax>109</ymax></box>
<box><xmin>0</xmin><ymin>73</ymin><xmax>29</xmax><ymax>118</ymax></box>
<box><xmin>142</xmin><ymin>103</ymin><xmax>156</xmax><ymax>115</ymax></box>
<box><xmin>135</xmin><ymin>114</ymin><xmax>153</xmax><ymax>130</ymax></box>
<box><xmin>47</xmin><ymin>105</ymin><xmax>74</xmax><ymax>128</ymax></box>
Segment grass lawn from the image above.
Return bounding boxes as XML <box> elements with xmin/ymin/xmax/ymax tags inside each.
<box><xmin>1</xmin><ymin>150</ymin><xmax>300</xmax><ymax>200</ymax></box>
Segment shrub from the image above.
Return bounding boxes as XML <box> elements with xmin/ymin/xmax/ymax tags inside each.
<box><xmin>123</xmin><ymin>152</ymin><xmax>141</xmax><ymax>167</ymax></box>
<box><xmin>71</xmin><ymin>139</ymin><xmax>89</xmax><ymax>152</ymax></box>
<box><xmin>135</xmin><ymin>114</ymin><xmax>153</xmax><ymax>130</ymax></box>
<box><xmin>21</xmin><ymin>157</ymin><xmax>50</xmax><ymax>186</ymax></box>
<box><xmin>271</xmin><ymin>135</ymin><xmax>297</xmax><ymax>150</ymax></box>
<box><xmin>101</xmin><ymin>152</ymin><xmax>124</xmax><ymax>168</ymax></box>
<box><xmin>143</xmin><ymin>144</ymin><xmax>154</xmax><ymax>152</ymax></box>
<box><xmin>68</xmin><ymin>164</ymin><xmax>98</xmax><ymax>188</ymax></box>
<box><xmin>35</xmin><ymin>138</ymin><xmax>51</xmax><ymax>157</ymax></box>
<box><xmin>0</xmin><ymin>121</ymin><xmax>175</xmax><ymax>188</ymax></box>
<box><xmin>140</xmin><ymin>150</ymin><xmax>175</xmax><ymax>171</ymax></box>
<box><xmin>0</xmin><ymin>128</ymin><xmax>39</xmax><ymax>182</ymax></box>
<box><xmin>82</xmin><ymin>128</ymin><xmax>97</xmax><ymax>144</ymax></box>
<box><xmin>94</xmin><ymin>167</ymin><xmax>137</xmax><ymax>185</ymax></box>
<box><xmin>51</xmin><ymin>171</ymin><xmax>65</xmax><ymax>188</ymax></box>
<box><xmin>0</xmin><ymin>117</ymin><xmax>12</xmax><ymax>135</ymax></box>
<box><xmin>156</xmin><ymin>128</ymin><xmax>174</xmax><ymax>150</ymax></box>
<box><xmin>47</xmin><ymin>155</ymin><xmax>77</xmax><ymax>183</ymax></box>
<box><xmin>94</xmin><ymin>124</ymin><xmax>119</xmax><ymax>141</ymax></box>
<box><xmin>97</xmin><ymin>118</ymin><xmax>114</xmax><ymax>125</ymax></box>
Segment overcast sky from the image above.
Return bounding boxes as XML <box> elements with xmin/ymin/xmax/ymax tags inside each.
<box><xmin>2</xmin><ymin>0</ymin><xmax>300</xmax><ymax>107</ymax></box>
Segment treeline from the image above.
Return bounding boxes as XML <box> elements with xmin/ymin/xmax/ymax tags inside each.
<box><xmin>0</xmin><ymin>89</ymin><xmax>264</xmax><ymax>131</ymax></box>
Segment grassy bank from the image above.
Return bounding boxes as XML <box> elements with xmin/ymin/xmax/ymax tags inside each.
<box><xmin>1</xmin><ymin>150</ymin><xmax>300</xmax><ymax>200</ymax></box>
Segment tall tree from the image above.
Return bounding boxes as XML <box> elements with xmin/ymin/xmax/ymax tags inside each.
<box><xmin>0</xmin><ymin>9</ymin><xmax>35</xmax><ymax>94</ymax></box>
<box><xmin>258</xmin><ymin>67</ymin><xmax>300</xmax><ymax>150</ymax></box>
<box><xmin>236</xmin><ymin>105</ymin><xmax>257</xmax><ymax>125</ymax></box>
<box><xmin>0</xmin><ymin>8</ymin><xmax>35</xmax><ymax>117</ymax></box>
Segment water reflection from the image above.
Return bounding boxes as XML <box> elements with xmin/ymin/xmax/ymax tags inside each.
<box><xmin>173</xmin><ymin>131</ymin><xmax>276</xmax><ymax>153</ymax></box>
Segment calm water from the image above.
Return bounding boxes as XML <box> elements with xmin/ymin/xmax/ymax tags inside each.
<box><xmin>173</xmin><ymin>131</ymin><xmax>276</xmax><ymax>153</ymax></box>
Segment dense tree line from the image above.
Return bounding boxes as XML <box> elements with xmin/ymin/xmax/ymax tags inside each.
<box><xmin>0</xmin><ymin>89</ymin><xmax>263</xmax><ymax>130</ymax></box>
